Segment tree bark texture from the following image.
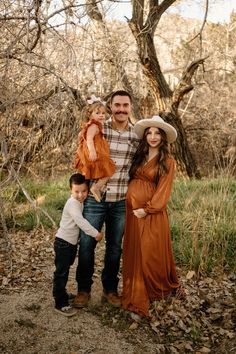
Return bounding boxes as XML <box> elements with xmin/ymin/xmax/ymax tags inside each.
<box><xmin>128</xmin><ymin>0</ymin><xmax>204</xmax><ymax>177</ymax></box>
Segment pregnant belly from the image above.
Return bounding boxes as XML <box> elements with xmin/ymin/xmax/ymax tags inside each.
<box><xmin>126</xmin><ymin>179</ymin><xmax>155</xmax><ymax>210</ymax></box>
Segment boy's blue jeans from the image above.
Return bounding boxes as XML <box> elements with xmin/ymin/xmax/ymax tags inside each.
<box><xmin>53</xmin><ymin>237</ymin><xmax>77</xmax><ymax>308</ymax></box>
<box><xmin>76</xmin><ymin>196</ymin><xmax>125</xmax><ymax>294</ymax></box>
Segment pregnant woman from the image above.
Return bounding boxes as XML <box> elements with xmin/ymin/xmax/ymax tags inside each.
<box><xmin>122</xmin><ymin>116</ymin><xmax>185</xmax><ymax>319</ymax></box>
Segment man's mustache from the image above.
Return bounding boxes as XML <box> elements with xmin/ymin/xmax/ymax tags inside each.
<box><xmin>116</xmin><ymin>112</ymin><xmax>128</xmax><ymax>115</ymax></box>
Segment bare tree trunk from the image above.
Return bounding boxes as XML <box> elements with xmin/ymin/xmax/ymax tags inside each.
<box><xmin>128</xmin><ymin>23</ymin><xmax>172</xmax><ymax>111</ymax></box>
<box><xmin>86</xmin><ymin>0</ymin><xmax>142</xmax><ymax>119</ymax></box>
<box><xmin>127</xmin><ymin>0</ymin><xmax>204</xmax><ymax>177</ymax></box>
<box><xmin>129</xmin><ymin>23</ymin><xmax>202</xmax><ymax>176</ymax></box>
<box><xmin>162</xmin><ymin>112</ymin><xmax>200</xmax><ymax>177</ymax></box>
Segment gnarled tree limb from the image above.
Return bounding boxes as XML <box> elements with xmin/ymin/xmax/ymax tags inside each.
<box><xmin>172</xmin><ymin>57</ymin><xmax>209</xmax><ymax>112</ymax></box>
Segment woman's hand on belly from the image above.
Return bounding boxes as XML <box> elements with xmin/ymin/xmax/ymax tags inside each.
<box><xmin>133</xmin><ymin>208</ymin><xmax>147</xmax><ymax>219</ymax></box>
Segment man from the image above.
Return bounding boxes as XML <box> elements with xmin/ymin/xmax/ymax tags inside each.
<box><xmin>73</xmin><ymin>90</ymin><xmax>139</xmax><ymax>307</ymax></box>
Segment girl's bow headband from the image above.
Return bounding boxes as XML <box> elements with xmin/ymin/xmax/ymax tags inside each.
<box><xmin>87</xmin><ymin>95</ymin><xmax>106</xmax><ymax>105</ymax></box>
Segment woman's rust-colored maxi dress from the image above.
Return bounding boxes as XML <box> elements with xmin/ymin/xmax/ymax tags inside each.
<box><xmin>122</xmin><ymin>156</ymin><xmax>180</xmax><ymax>317</ymax></box>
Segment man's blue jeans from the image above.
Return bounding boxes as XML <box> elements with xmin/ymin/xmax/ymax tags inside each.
<box><xmin>76</xmin><ymin>196</ymin><xmax>125</xmax><ymax>294</ymax></box>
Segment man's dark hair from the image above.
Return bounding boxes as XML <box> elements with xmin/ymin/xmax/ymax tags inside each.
<box><xmin>69</xmin><ymin>173</ymin><xmax>89</xmax><ymax>188</ymax></box>
<box><xmin>110</xmin><ymin>90</ymin><xmax>132</xmax><ymax>103</ymax></box>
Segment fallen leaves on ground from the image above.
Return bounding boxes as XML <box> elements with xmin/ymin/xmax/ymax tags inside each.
<box><xmin>148</xmin><ymin>272</ymin><xmax>236</xmax><ymax>352</ymax></box>
<box><xmin>0</xmin><ymin>230</ymin><xmax>235</xmax><ymax>353</ymax></box>
<box><xmin>0</xmin><ymin>229</ymin><xmax>55</xmax><ymax>288</ymax></box>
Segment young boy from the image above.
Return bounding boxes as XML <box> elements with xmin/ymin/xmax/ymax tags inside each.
<box><xmin>53</xmin><ymin>173</ymin><xmax>102</xmax><ymax>317</ymax></box>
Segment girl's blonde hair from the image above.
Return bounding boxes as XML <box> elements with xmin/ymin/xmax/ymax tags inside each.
<box><xmin>80</xmin><ymin>101</ymin><xmax>105</xmax><ymax>128</ymax></box>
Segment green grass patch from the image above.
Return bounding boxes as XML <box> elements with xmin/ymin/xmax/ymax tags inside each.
<box><xmin>3</xmin><ymin>174</ymin><xmax>71</xmax><ymax>230</ymax></box>
<box><xmin>2</xmin><ymin>174</ymin><xmax>236</xmax><ymax>273</ymax></box>
<box><xmin>169</xmin><ymin>175</ymin><xmax>236</xmax><ymax>273</ymax></box>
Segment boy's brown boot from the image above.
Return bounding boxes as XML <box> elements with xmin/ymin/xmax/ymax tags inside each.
<box><xmin>72</xmin><ymin>292</ymin><xmax>91</xmax><ymax>308</ymax></box>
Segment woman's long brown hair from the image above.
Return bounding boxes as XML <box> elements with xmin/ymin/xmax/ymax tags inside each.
<box><xmin>129</xmin><ymin>127</ymin><xmax>170</xmax><ymax>185</ymax></box>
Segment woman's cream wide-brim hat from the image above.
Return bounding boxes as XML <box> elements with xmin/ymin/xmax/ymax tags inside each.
<box><xmin>134</xmin><ymin>115</ymin><xmax>177</xmax><ymax>143</ymax></box>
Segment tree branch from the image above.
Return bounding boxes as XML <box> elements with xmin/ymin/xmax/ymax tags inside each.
<box><xmin>145</xmin><ymin>0</ymin><xmax>176</xmax><ymax>35</ymax></box>
<box><xmin>86</xmin><ymin>0</ymin><xmax>103</xmax><ymax>21</ymax></box>
<box><xmin>27</xmin><ymin>0</ymin><xmax>42</xmax><ymax>52</ymax></box>
<box><xmin>0</xmin><ymin>55</ymin><xmax>85</xmax><ymax>108</ymax></box>
<box><xmin>187</xmin><ymin>0</ymin><xmax>209</xmax><ymax>45</ymax></box>
<box><xmin>131</xmin><ymin>0</ymin><xmax>144</xmax><ymax>30</ymax></box>
<box><xmin>172</xmin><ymin>57</ymin><xmax>208</xmax><ymax>111</ymax></box>
<box><xmin>0</xmin><ymin>4</ymin><xmax>83</xmax><ymax>57</ymax></box>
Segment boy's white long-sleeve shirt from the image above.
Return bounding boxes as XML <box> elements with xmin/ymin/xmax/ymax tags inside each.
<box><xmin>56</xmin><ymin>196</ymin><xmax>98</xmax><ymax>245</ymax></box>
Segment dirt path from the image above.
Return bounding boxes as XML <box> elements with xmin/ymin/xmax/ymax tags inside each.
<box><xmin>0</xmin><ymin>260</ymin><xmax>162</xmax><ymax>354</ymax></box>
<box><xmin>0</xmin><ymin>230</ymin><xmax>235</xmax><ymax>354</ymax></box>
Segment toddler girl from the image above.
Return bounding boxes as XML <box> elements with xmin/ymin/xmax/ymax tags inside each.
<box><xmin>74</xmin><ymin>95</ymin><xmax>116</xmax><ymax>202</ymax></box>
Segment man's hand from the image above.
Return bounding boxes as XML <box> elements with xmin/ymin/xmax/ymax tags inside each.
<box><xmin>133</xmin><ymin>208</ymin><xmax>147</xmax><ymax>218</ymax></box>
<box><xmin>95</xmin><ymin>232</ymin><xmax>103</xmax><ymax>242</ymax></box>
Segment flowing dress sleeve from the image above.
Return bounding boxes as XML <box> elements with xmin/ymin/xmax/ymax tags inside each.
<box><xmin>144</xmin><ymin>158</ymin><xmax>175</xmax><ymax>214</ymax></box>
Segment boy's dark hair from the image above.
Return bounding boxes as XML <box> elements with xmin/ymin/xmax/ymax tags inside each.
<box><xmin>110</xmin><ymin>90</ymin><xmax>132</xmax><ymax>103</ymax></box>
<box><xmin>69</xmin><ymin>173</ymin><xmax>89</xmax><ymax>188</ymax></box>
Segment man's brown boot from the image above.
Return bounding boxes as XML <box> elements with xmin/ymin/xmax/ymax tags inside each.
<box><xmin>101</xmin><ymin>292</ymin><xmax>121</xmax><ymax>307</ymax></box>
<box><xmin>72</xmin><ymin>292</ymin><xmax>91</xmax><ymax>308</ymax></box>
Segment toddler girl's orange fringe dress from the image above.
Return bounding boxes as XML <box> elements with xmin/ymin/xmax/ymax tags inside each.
<box><xmin>74</xmin><ymin>118</ymin><xmax>116</xmax><ymax>179</ymax></box>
